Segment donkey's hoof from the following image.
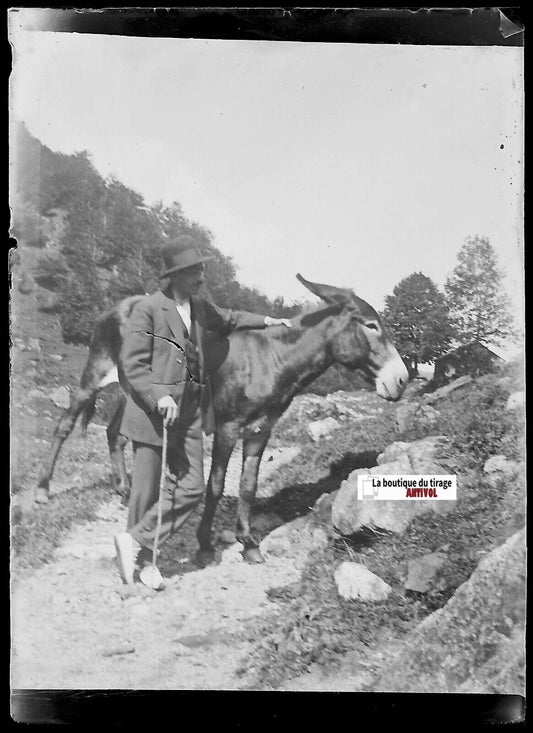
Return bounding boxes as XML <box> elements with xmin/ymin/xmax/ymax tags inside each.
<box><xmin>34</xmin><ymin>488</ymin><xmax>50</xmax><ymax>505</ymax></box>
<box><xmin>195</xmin><ymin>549</ymin><xmax>216</xmax><ymax>568</ymax></box>
<box><xmin>243</xmin><ymin>547</ymin><xmax>265</xmax><ymax>564</ymax></box>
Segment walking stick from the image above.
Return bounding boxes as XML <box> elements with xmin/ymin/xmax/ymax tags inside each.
<box><xmin>139</xmin><ymin>422</ymin><xmax>168</xmax><ymax>591</ymax></box>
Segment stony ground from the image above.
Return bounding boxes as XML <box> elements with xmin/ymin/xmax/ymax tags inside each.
<box><xmin>11</xmin><ymin>420</ymin><xmax>311</xmax><ymax>690</ymax></box>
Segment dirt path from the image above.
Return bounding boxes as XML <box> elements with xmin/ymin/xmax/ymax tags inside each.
<box><xmin>11</xmin><ymin>438</ymin><xmax>311</xmax><ymax>690</ymax></box>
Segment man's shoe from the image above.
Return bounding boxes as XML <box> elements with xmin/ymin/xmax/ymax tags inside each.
<box><xmin>114</xmin><ymin>532</ymin><xmax>141</xmax><ymax>585</ymax></box>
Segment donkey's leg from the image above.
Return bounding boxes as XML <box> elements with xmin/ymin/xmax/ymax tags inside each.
<box><xmin>195</xmin><ymin>424</ymin><xmax>238</xmax><ymax>567</ymax></box>
<box><xmin>237</xmin><ymin>428</ymin><xmax>271</xmax><ymax>564</ymax></box>
<box><xmin>106</xmin><ymin>393</ymin><xmax>130</xmax><ymax>502</ymax></box>
<box><xmin>35</xmin><ymin>386</ymin><xmax>96</xmax><ymax>504</ymax></box>
<box><xmin>35</xmin><ymin>354</ymin><xmax>116</xmax><ymax>504</ymax></box>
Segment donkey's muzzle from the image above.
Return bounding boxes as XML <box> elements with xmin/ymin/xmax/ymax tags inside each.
<box><xmin>375</xmin><ymin>354</ymin><xmax>409</xmax><ymax>402</ymax></box>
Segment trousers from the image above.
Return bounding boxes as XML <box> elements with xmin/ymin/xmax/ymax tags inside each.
<box><xmin>126</xmin><ymin>384</ymin><xmax>205</xmax><ymax>551</ymax></box>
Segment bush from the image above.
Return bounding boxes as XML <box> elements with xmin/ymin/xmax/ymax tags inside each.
<box><xmin>11</xmin><ymin>201</ymin><xmax>49</xmax><ymax>248</ymax></box>
<box><xmin>34</xmin><ymin>251</ymin><xmax>69</xmax><ymax>290</ymax></box>
<box><xmin>59</xmin><ymin>275</ymin><xmax>106</xmax><ymax>345</ymax></box>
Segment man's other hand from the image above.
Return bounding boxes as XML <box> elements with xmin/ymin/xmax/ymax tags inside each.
<box><xmin>157</xmin><ymin>395</ymin><xmax>179</xmax><ymax>426</ymax></box>
<box><xmin>264</xmin><ymin>317</ymin><xmax>292</xmax><ymax>328</ymax></box>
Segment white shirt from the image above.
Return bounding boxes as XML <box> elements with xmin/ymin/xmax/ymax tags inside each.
<box><xmin>175</xmin><ymin>298</ymin><xmax>192</xmax><ymax>334</ymax></box>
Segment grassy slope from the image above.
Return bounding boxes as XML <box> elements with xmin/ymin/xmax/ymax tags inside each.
<box><xmin>240</xmin><ymin>363</ymin><xmax>525</xmax><ymax>688</ymax></box>
<box><xmin>11</xmin><ymin>243</ymin><xmax>526</xmax><ymax>689</ymax></box>
<box><xmin>11</xmin><ymin>244</ymin><xmax>124</xmax><ymax>571</ymax></box>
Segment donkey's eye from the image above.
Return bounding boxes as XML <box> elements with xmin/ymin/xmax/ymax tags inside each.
<box><xmin>365</xmin><ymin>322</ymin><xmax>379</xmax><ymax>331</ymax></box>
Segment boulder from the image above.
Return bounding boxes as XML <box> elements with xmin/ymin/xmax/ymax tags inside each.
<box><xmin>375</xmin><ymin>529</ymin><xmax>526</xmax><ymax>694</ymax></box>
<box><xmin>405</xmin><ymin>552</ymin><xmax>447</xmax><ymax>592</ymax></box>
<box><xmin>506</xmin><ymin>391</ymin><xmax>524</xmax><ymax>412</ymax></box>
<box><xmin>483</xmin><ymin>455</ymin><xmax>521</xmax><ymax>485</ymax></box>
<box><xmin>334</xmin><ymin>562</ymin><xmax>392</xmax><ymax>601</ymax></box>
<box><xmin>50</xmin><ymin>354</ymin><xmax>64</xmax><ymax>363</ymax></box>
<box><xmin>307</xmin><ymin>417</ymin><xmax>341</xmax><ymax>442</ymax></box>
<box><xmin>50</xmin><ymin>386</ymin><xmax>70</xmax><ymax>410</ymax></box>
<box><xmin>332</xmin><ymin>436</ymin><xmax>454</xmax><ymax>536</ymax></box>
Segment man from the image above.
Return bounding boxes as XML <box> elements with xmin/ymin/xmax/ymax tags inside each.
<box><xmin>114</xmin><ymin>234</ymin><xmax>291</xmax><ymax>588</ymax></box>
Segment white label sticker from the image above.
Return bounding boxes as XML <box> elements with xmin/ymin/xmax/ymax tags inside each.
<box><xmin>356</xmin><ymin>475</ymin><xmax>457</xmax><ymax>500</ymax></box>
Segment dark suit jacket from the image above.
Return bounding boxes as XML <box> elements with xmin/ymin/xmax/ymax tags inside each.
<box><xmin>120</xmin><ymin>288</ymin><xmax>267</xmax><ymax>445</ymax></box>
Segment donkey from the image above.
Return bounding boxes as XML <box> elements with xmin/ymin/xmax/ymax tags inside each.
<box><xmin>36</xmin><ymin>274</ymin><xmax>408</xmax><ymax>564</ymax></box>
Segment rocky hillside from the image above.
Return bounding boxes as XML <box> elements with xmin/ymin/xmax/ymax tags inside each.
<box><xmin>10</xmin><ymin>236</ymin><xmax>525</xmax><ymax>703</ymax></box>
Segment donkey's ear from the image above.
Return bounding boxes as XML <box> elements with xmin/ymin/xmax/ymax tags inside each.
<box><xmin>296</xmin><ymin>273</ymin><xmax>352</xmax><ymax>306</ymax></box>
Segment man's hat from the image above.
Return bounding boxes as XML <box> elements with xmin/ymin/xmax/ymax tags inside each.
<box><xmin>160</xmin><ymin>235</ymin><xmax>212</xmax><ymax>278</ymax></box>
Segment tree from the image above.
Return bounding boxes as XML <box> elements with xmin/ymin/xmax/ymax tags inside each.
<box><xmin>445</xmin><ymin>236</ymin><xmax>514</xmax><ymax>347</ymax></box>
<box><xmin>382</xmin><ymin>272</ymin><xmax>454</xmax><ymax>376</ymax></box>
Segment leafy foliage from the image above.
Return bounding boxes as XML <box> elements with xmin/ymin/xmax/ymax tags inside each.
<box><xmin>445</xmin><ymin>236</ymin><xmax>515</xmax><ymax>347</ymax></box>
<box><xmin>34</xmin><ymin>251</ymin><xmax>69</xmax><ymax>290</ymax></box>
<box><xmin>382</xmin><ymin>272</ymin><xmax>454</xmax><ymax>374</ymax></box>
<box><xmin>12</xmin><ymin>123</ymin><xmax>299</xmax><ymax>345</ymax></box>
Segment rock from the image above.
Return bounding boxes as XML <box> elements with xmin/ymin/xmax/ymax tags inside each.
<box><xmin>312</xmin><ymin>492</ymin><xmax>336</xmax><ymax>524</ymax></box>
<box><xmin>50</xmin><ymin>386</ymin><xmax>70</xmax><ymax>410</ymax></box>
<box><xmin>422</xmin><ymin>375</ymin><xmax>473</xmax><ymax>405</ymax></box>
<box><xmin>18</xmin><ymin>273</ymin><xmax>34</xmax><ymax>294</ymax></box>
<box><xmin>332</xmin><ymin>437</ymin><xmax>455</xmax><ymax>536</ymax></box>
<box><xmin>506</xmin><ymin>391</ymin><xmax>524</xmax><ymax>411</ymax></box>
<box><xmin>221</xmin><ymin>542</ymin><xmax>244</xmax><ymax>565</ymax></box>
<box><xmin>260</xmin><ymin>534</ymin><xmax>291</xmax><ymax>558</ymax></box>
<box><xmin>50</xmin><ymin>354</ymin><xmax>64</xmax><ymax>363</ymax></box>
<box><xmin>28</xmin><ymin>388</ymin><xmax>48</xmax><ymax>401</ymax></box>
<box><xmin>101</xmin><ymin>644</ymin><xmax>136</xmax><ymax>657</ymax></box>
<box><xmin>307</xmin><ymin>417</ymin><xmax>341</xmax><ymax>442</ymax></box>
<box><xmin>377</xmin><ymin>442</ymin><xmax>412</xmax><ymax>465</ymax></box>
<box><xmin>334</xmin><ymin>562</ymin><xmax>392</xmax><ymax>601</ymax></box>
<box><xmin>405</xmin><ymin>552</ymin><xmax>447</xmax><ymax>592</ymax></box>
<box><xmin>219</xmin><ymin>529</ymin><xmax>237</xmax><ymax>545</ymax></box>
<box><xmin>260</xmin><ymin>521</ymin><xmax>294</xmax><ymax>557</ymax></box>
<box><xmin>176</xmin><ymin>631</ymin><xmax>219</xmax><ymax>648</ymax></box>
<box><xmin>27</xmin><ymin>337</ymin><xmax>41</xmax><ymax>353</ymax></box>
<box><xmin>36</xmin><ymin>291</ymin><xmax>61</xmax><ymax>313</ymax></box>
<box><xmin>376</xmin><ymin>529</ymin><xmax>526</xmax><ymax>694</ymax></box>
<box><xmin>483</xmin><ymin>455</ymin><xmax>520</xmax><ymax>485</ymax></box>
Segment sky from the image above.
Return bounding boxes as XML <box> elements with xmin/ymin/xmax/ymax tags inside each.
<box><xmin>9</xmin><ymin>26</ymin><xmax>524</xmax><ymax>352</ymax></box>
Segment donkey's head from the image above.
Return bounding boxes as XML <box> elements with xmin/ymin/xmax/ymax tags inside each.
<box><xmin>297</xmin><ymin>274</ymin><xmax>408</xmax><ymax>401</ymax></box>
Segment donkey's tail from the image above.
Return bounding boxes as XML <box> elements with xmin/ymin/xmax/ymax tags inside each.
<box><xmin>79</xmin><ymin>392</ymin><xmax>98</xmax><ymax>435</ymax></box>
